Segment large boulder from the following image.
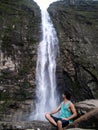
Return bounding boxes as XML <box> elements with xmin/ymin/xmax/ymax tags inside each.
<box><xmin>64</xmin><ymin>100</ymin><xmax>98</xmax><ymax>129</ymax></box>
<box><xmin>75</xmin><ymin>99</ymin><xmax>98</xmax><ymax>115</ymax></box>
<box><xmin>65</xmin><ymin>108</ymin><xmax>98</xmax><ymax>129</ymax></box>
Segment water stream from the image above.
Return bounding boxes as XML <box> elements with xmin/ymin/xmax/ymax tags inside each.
<box><xmin>31</xmin><ymin>0</ymin><xmax>60</xmax><ymax>120</ymax></box>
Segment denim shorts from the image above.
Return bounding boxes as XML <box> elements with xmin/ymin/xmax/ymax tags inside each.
<box><xmin>50</xmin><ymin>115</ymin><xmax>69</xmax><ymax>127</ymax></box>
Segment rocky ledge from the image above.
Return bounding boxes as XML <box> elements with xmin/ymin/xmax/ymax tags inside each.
<box><xmin>75</xmin><ymin>99</ymin><xmax>98</xmax><ymax>114</ymax></box>
<box><xmin>0</xmin><ymin>121</ymin><xmax>96</xmax><ymax>130</ymax></box>
<box><xmin>0</xmin><ymin>100</ymin><xmax>98</xmax><ymax>130</ymax></box>
<box><xmin>0</xmin><ymin>121</ymin><xmax>56</xmax><ymax>130</ymax></box>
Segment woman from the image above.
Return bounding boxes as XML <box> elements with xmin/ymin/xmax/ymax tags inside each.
<box><xmin>45</xmin><ymin>90</ymin><xmax>77</xmax><ymax>130</ymax></box>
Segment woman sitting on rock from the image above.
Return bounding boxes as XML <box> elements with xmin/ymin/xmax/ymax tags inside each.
<box><xmin>45</xmin><ymin>90</ymin><xmax>77</xmax><ymax>130</ymax></box>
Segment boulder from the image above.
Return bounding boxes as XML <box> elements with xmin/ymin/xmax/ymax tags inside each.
<box><xmin>64</xmin><ymin>100</ymin><xmax>98</xmax><ymax>129</ymax></box>
<box><xmin>65</xmin><ymin>108</ymin><xmax>98</xmax><ymax>129</ymax></box>
<box><xmin>75</xmin><ymin>99</ymin><xmax>98</xmax><ymax>115</ymax></box>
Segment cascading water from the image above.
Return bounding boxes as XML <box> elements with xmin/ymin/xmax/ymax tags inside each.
<box><xmin>31</xmin><ymin>0</ymin><xmax>60</xmax><ymax>120</ymax></box>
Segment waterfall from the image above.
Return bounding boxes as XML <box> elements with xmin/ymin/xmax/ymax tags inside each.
<box><xmin>31</xmin><ymin>0</ymin><xmax>60</xmax><ymax>120</ymax></box>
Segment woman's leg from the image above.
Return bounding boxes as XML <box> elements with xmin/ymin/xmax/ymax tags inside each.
<box><xmin>62</xmin><ymin>119</ymin><xmax>69</xmax><ymax>128</ymax></box>
<box><xmin>45</xmin><ymin>113</ymin><xmax>57</xmax><ymax>126</ymax></box>
<box><xmin>57</xmin><ymin>120</ymin><xmax>63</xmax><ymax>130</ymax></box>
<box><xmin>57</xmin><ymin>119</ymin><xmax>69</xmax><ymax>130</ymax></box>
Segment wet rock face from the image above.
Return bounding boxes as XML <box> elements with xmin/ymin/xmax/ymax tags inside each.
<box><xmin>0</xmin><ymin>100</ymin><xmax>34</xmax><ymax>122</ymax></box>
<box><xmin>0</xmin><ymin>0</ymin><xmax>41</xmax><ymax>101</ymax></box>
<box><xmin>48</xmin><ymin>2</ymin><xmax>98</xmax><ymax>101</ymax></box>
<box><xmin>0</xmin><ymin>0</ymin><xmax>41</xmax><ymax>120</ymax></box>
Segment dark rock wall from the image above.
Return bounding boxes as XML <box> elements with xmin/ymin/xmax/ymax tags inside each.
<box><xmin>0</xmin><ymin>0</ymin><xmax>41</xmax><ymax>101</ymax></box>
<box><xmin>0</xmin><ymin>0</ymin><xmax>41</xmax><ymax>119</ymax></box>
<box><xmin>48</xmin><ymin>1</ymin><xmax>98</xmax><ymax>101</ymax></box>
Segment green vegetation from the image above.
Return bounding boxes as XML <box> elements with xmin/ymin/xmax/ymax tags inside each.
<box><xmin>0</xmin><ymin>91</ymin><xmax>9</xmax><ymax>101</ymax></box>
<box><xmin>0</xmin><ymin>0</ymin><xmax>38</xmax><ymax>113</ymax></box>
<box><xmin>49</xmin><ymin>1</ymin><xmax>98</xmax><ymax>100</ymax></box>
<box><xmin>0</xmin><ymin>100</ymin><xmax>13</xmax><ymax>112</ymax></box>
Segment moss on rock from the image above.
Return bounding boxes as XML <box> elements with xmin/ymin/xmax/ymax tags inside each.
<box><xmin>49</xmin><ymin>1</ymin><xmax>98</xmax><ymax>101</ymax></box>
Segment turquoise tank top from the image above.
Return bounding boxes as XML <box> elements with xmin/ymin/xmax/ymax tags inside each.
<box><xmin>59</xmin><ymin>101</ymin><xmax>73</xmax><ymax>123</ymax></box>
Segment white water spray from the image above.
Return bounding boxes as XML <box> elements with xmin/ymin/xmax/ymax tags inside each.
<box><xmin>31</xmin><ymin>0</ymin><xmax>60</xmax><ymax>120</ymax></box>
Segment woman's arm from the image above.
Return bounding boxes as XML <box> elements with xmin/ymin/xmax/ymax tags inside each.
<box><xmin>63</xmin><ymin>103</ymin><xmax>77</xmax><ymax>121</ymax></box>
<box><xmin>49</xmin><ymin>103</ymin><xmax>62</xmax><ymax>115</ymax></box>
<box><xmin>67</xmin><ymin>103</ymin><xmax>77</xmax><ymax>120</ymax></box>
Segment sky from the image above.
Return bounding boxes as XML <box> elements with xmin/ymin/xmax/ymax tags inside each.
<box><xmin>33</xmin><ymin>0</ymin><xmax>60</xmax><ymax>10</ymax></box>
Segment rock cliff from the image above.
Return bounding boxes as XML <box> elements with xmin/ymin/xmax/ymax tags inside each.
<box><xmin>0</xmin><ymin>0</ymin><xmax>41</xmax><ymax>103</ymax></box>
<box><xmin>48</xmin><ymin>1</ymin><xmax>98</xmax><ymax>101</ymax></box>
<box><xmin>0</xmin><ymin>0</ymin><xmax>98</xmax><ymax>126</ymax></box>
<box><xmin>0</xmin><ymin>0</ymin><xmax>41</xmax><ymax>121</ymax></box>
